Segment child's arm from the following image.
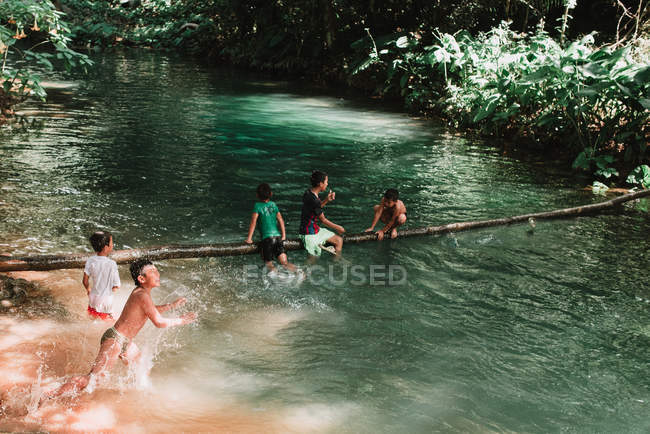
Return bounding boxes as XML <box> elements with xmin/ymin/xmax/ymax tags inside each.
<box><xmin>379</xmin><ymin>208</ymin><xmax>399</xmax><ymax>233</ymax></box>
<box><xmin>156</xmin><ymin>297</ymin><xmax>187</xmax><ymax>313</ymax></box>
<box><xmin>245</xmin><ymin>213</ymin><xmax>259</xmax><ymax>244</ymax></box>
<box><xmin>276</xmin><ymin>212</ymin><xmax>287</xmax><ymax>240</ymax></box>
<box><xmin>140</xmin><ymin>293</ymin><xmax>197</xmax><ymax>328</ymax></box>
<box><xmin>82</xmin><ymin>272</ymin><xmax>90</xmax><ymax>295</ymax></box>
<box><xmin>318</xmin><ymin>214</ymin><xmax>345</xmax><ymax>234</ymax></box>
<box><xmin>111</xmin><ymin>262</ymin><xmax>120</xmax><ymax>292</ymax></box>
<box><xmin>364</xmin><ymin>204</ymin><xmax>383</xmax><ymax>232</ymax></box>
<box><xmin>320</xmin><ymin>190</ymin><xmax>336</xmax><ymax>207</ymax></box>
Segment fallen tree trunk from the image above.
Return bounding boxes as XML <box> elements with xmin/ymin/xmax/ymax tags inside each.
<box><xmin>1</xmin><ymin>189</ymin><xmax>648</xmax><ymax>272</ymax></box>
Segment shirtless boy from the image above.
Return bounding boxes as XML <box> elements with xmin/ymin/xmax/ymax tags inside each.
<box><xmin>40</xmin><ymin>259</ymin><xmax>197</xmax><ymax>403</ymax></box>
<box><xmin>364</xmin><ymin>189</ymin><xmax>407</xmax><ymax>240</ymax></box>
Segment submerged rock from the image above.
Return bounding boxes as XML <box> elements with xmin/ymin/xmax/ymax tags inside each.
<box><xmin>0</xmin><ymin>274</ymin><xmax>69</xmax><ymax>319</ymax></box>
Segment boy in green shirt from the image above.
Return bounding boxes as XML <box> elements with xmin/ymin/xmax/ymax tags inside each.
<box><xmin>245</xmin><ymin>183</ymin><xmax>298</xmax><ymax>275</ymax></box>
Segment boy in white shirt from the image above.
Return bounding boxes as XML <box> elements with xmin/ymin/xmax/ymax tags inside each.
<box><xmin>84</xmin><ymin>231</ymin><xmax>120</xmax><ymax>321</ymax></box>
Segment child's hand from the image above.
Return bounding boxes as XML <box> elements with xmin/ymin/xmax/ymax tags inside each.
<box><xmin>173</xmin><ymin>297</ymin><xmax>187</xmax><ymax>308</ymax></box>
<box><xmin>245</xmin><ymin>238</ymin><xmax>253</xmax><ymax>244</ymax></box>
<box><xmin>364</xmin><ymin>227</ymin><xmax>374</xmax><ymax>233</ymax></box>
<box><xmin>181</xmin><ymin>312</ymin><xmax>197</xmax><ymax>325</ymax></box>
<box><xmin>337</xmin><ymin>225</ymin><xmax>345</xmax><ymax>235</ymax></box>
<box><xmin>376</xmin><ymin>230</ymin><xmax>385</xmax><ymax>241</ymax></box>
<box><xmin>327</xmin><ymin>190</ymin><xmax>336</xmax><ymax>201</ymax></box>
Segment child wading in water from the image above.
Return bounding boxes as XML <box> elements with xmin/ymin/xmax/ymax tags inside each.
<box><xmin>245</xmin><ymin>183</ymin><xmax>298</xmax><ymax>275</ymax></box>
<box><xmin>84</xmin><ymin>231</ymin><xmax>120</xmax><ymax>321</ymax></box>
<box><xmin>299</xmin><ymin>170</ymin><xmax>345</xmax><ymax>258</ymax></box>
<box><xmin>365</xmin><ymin>188</ymin><xmax>407</xmax><ymax>240</ymax></box>
<box><xmin>40</xmin><ymin>259</ymin><xmax>197</xmax><ymax>405</ymax></box>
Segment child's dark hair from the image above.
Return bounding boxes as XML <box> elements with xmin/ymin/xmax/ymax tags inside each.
<box><xmin>384</xmin><ymin>189</ymin><xmax>399</xmax><ymax>201</ymax></box>
<box><xmin>89</xmin><ymin>231</ymin><xmax>112</xmax><ymax>252</ymax></box>
<box><xmin>311</xmin><ymin>170</ymin><xmax>327</xmax><ymax>187</ymax></box>
<box><xmin>130</xmin><ymin>258</ymin><xmax>153</xmax><ymax>286</ymax></box>
<box><xmin>256</xmin><ymin>183</ymin><xmax>272</xmax><ymax>200</ymax></box>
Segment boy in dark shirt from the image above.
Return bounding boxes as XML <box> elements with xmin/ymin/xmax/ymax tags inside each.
<box><xmin>245</xmin><ymin>183</ymin><xmax>297</xmax><ymax>274</ymax></box>
<box><xmin>298</xmin><ymin>170</ymin><xmax>345</xmax><ymax>257</ymax></box>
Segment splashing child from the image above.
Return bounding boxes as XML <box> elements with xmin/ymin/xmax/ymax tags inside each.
<box><xmin>39</xmin><ymin>259</ymin><xmax>197</xmax><ymax>405</ymax></box>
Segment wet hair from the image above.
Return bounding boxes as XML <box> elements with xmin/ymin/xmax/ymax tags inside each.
<box><xmin>130</xmin><ymin>258</ymin><xmax>153</xmax><ymax>286</ymax></box>
<box><xmin>89</xmin><ymin>231</ymin><xmax>112</xmax><ymax>252</ymax></box>
<box><xmin>310</xmin><ymin>170</ymin><xmax>327</xmax><ymax>187</ymax></box>
<box><xmin>384</xmin><ymin>189</ymin><xmax>399</xmax><ymax>201</ymax></box>
<box><xmin>256</xmin><ymin>183</ymin><xmax>272</xmax><ymax>200</ymax></box>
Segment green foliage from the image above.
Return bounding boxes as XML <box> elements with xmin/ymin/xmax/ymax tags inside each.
<box><xmin>351</xmin><ymin>21</ymin><xmax>649</xmax><ymax>180</ymax></box>
<box><xmin>58</xmin><ymin>0</ymin><xmax>218</xmax><ymax>53</ymax></box>
<box><xmin>591</xmin><ymin>180</ymin><xmax>610</xmax><ymax>195</ymax></box>
<box><xmin>626</xmin><ymin>165</ymin><xmax>650</xmax><ymax>188</ymax></box>
<box><xmin>0</xmin><ymin>0</ymin><xmax>92</xmax><ymax>118</ymax></box>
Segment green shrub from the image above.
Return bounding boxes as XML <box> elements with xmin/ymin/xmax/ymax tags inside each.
<box><xmin>0</xmin><ymin>0</ymin><xmax>92</xmax><ymax>118</ymax></box>
<box><xmin>351</xmin><ymin>22</ymin><xmax>649</xmax><ymax>180</ymax></box>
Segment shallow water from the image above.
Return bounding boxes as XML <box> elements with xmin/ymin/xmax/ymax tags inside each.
<box><xmin>1</xmin><ymin>50</ymin><xmax>649</xmax><ymax>433</ymax></box>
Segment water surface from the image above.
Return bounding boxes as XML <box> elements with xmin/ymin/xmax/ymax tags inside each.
<box><xmin>0</xmin><ymin>50</ymin><xmax>648</xmax><ymax>433</ymax></box>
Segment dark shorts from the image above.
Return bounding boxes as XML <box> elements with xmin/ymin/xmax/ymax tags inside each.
<box><xmin>261</xmin><ymin>236</ymin><xmax>285</xmax><ymax>262</ymax></box>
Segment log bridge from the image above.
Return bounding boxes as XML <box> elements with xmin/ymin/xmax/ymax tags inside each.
<box><xmin>1</xmin><ymin>190</ymin><xmax>648</xmax><ymax>272</ymax></box>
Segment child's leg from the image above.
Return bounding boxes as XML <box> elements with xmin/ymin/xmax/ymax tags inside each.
<box><xmin>39</xmin><ymin>339</ymin><xmax>120</xmax><ymax>405</ymax></box>
<box><xmin>326</xmin><ymin>234</ymin><xmax>343</xmax><ymax>254</ymax></box>
<box><xmin>265</xmin><ymin>261</ymin><xmax>276</xmax><ymax>272</ymax></box>
<box><xmin>390</xmin><ymin>214</ymin><xmax>407</xmax><ymax>239</ymax></box>
<box><xmin>120</xmin><ymin>341</ymin><xmax>141</xmax><ymax>366</ymax></box>
<box><xmin>277</xmin><ymin>253</ymin><xmax>296</xmax><ymax>272</ymax></box>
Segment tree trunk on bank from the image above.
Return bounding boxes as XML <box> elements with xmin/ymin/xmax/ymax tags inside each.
<box><xmin>1</xmin><ymin>190</ymin><xmax>648</xmax><ymax>272</ymax></box>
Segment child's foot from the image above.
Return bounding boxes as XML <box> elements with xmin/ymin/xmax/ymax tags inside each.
<box><xmin>294</xmin><ymin>269</ymin><xmax>306</xmax><ymax>283</ymax></box>
<box><xmin>319</xmin><ymin>245</ymin><xmax>336</xmax><ymax>255</ymax></box>
<box><xmin>390</xmin><ymin>228</ymin><xmax>398</xmax><ymax>239</ymax></box>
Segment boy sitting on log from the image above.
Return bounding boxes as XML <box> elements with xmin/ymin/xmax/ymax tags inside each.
<box><xmin>299</xmin><ymin>170</ymin><xmax>345</xmax><ymax>258</ymax></box>
<box><xmin>245</xmin><ymin>182</ymin><xmax>299</xmax><ymax>276</ymax></box>
<box><xmin>39</xmin><ymin>259</ymin><xmax>196</xmax><ymax>405</ymax></box>
<box><xmin>364</xmin><ymin>189</ymin><xmax>407</xmax><ymax>240</ymax></box>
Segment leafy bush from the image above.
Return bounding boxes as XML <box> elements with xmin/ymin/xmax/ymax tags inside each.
<box><xmin>351</xmin><ymin>22</ymin><xmax>650</xmax><ymax>180</ymax></box>
<box><xmin>0</xmin><ymin>0</ymin><xmax>92</xmax><ymax>119</ymax></box>
<box><xmin>627</xmin><ymin>165</ymin><xmax>650</xmax><ymax>189</ymax></box>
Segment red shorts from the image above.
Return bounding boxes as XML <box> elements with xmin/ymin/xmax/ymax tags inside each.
<box><xmin>87</xmin><ymin>305</ymin><xmax>114</xmax><ymax>321</ymax></box>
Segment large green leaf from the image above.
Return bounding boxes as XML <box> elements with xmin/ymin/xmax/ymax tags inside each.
<box><xmin>580</xmin><ymin>62</ymin><xmax>608</xmax><ymax>78</ymax></box>
<box><xmin>572</xmin><ymin>150</ymin><xmax>590</xmax><ymax>169</ymax></box>
<box><xmin>472</xmin><ymin>95</ymin><xmax>500</xmax><ymax>122</ymax></box>
<box><xmin>626</xmin><ymin>165</ymin><xmax>650</xmax><ymax>188</ymax></box>
<box><xmin>633</xmin><ymin>66</ymin><xmax>650</xmax><ymax>86</ymax></box>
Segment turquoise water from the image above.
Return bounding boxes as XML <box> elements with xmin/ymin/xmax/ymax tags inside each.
<box><xmin>1</xmin><ymin>50</ymin><xmax>648</xmax><ymax>432</ymax></box>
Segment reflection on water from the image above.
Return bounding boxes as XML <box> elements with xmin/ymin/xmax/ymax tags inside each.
<box><xmin>1</xmin><ymin>50</ymin><xmax>649</xmax><ymax>432</ymax></box>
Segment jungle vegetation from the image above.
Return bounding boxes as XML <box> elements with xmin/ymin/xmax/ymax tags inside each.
<box><xmin>1</xmin><ymin>0</ymin><xmax>648</xmax><ymax>186</ymax></box>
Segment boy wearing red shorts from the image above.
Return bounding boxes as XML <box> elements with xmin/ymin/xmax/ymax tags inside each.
<box><xmin>84</xmin><ymin>231</ymin><xmax>120</xmax><ymax>320</ymax></box>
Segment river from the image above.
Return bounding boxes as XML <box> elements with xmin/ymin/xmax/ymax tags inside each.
<box><xmin>0</xmin><ymin>50</ymin><xmax>648</xmax><ymax>433</ymax></box>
